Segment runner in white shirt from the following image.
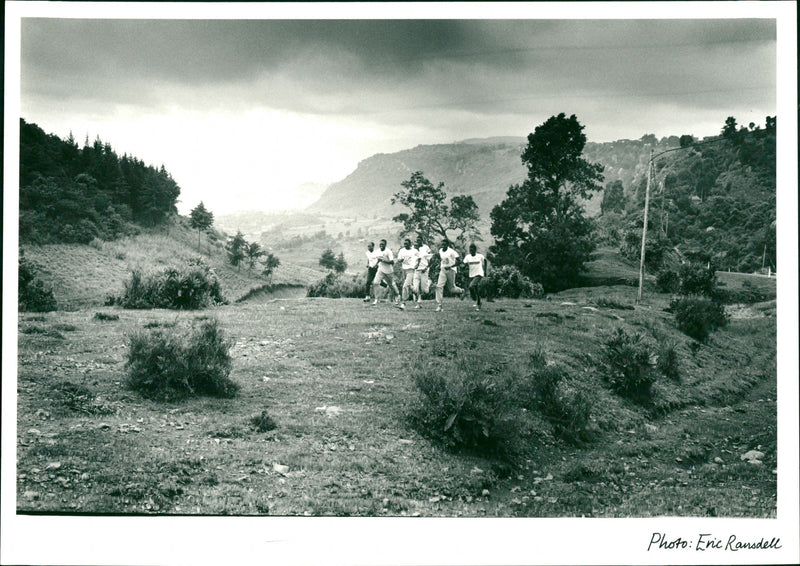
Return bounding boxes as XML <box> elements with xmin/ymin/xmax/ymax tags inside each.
<box><xmin>435</xmin><ymin>239</ymin><xmax>465</xmax><ymax>312</ymax></box>
<box><xmin>412</xmin><ymin>237</ymin><xmax>433</xmax><ymax>308</ymax></box>
<box><xmin>395</xmin><ymin>238</ymin><xmax>419</xmax><ymax>310</ymax></box>
<box><xmin>364</xmin><ymin>242</ymin><xmax>381</xmax><ymax>302</ymax></box>
<box><xmin>462</xmin><ymin>243</ymin><xmax>488</xmax><ymax>311</ymax></box>
<box><xmin>372</xmin><ymin>239</ymin><xmax>401</xmax><ymax>306</ymax></box>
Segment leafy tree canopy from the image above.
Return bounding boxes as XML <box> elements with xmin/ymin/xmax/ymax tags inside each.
<box><xmin>490</xmin><ymin>113</ymin><xmax>604</xmax><ymax>291</ymax></box>
<box><xmin>392</xmin><ymin>171</ymin><xmax>480</xmax><ymax>248</ymax></box>
<box><xmin>226</xmin><ymin>231</ymin><xmax>247</xmax><ymax>269</ymax></box>
<box><xmin>319</xmin><ymin>248</ymin><xmax>337</xmax><ymax>270</ymax></box>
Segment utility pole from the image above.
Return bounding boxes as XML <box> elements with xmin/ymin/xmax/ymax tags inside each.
<box><xmin>634</xmin><ymin>130</ymin><xmax>762</xmax><ymax>303</ymax></box>
<box><xmin>636</xmin><ymin>150</ymin><xmax>653</xmax><ymax>304</ymax></box>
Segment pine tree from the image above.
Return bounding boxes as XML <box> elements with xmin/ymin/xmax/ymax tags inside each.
<box><xmin>189</xmin><ymin>201</ymin><xmax>214</xmax><ymax>250</ymax></box>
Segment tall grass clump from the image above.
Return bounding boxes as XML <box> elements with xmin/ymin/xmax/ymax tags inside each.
<box><xmin>670</xmin><ymin>296</ymin><xmax>728</xmax><ymax>343</ymax></box>
<box><xmin>521</xmin><ymin>364</ymin><xmax>594</xmax><ymax>444</ymax></box>
<box><xmin>410</xmin><ymin>354</ymin><xmax>525</xmax><ymax>461</ymax></box>
<box><xmin>113</xmin><ymin>258</ymin><xmax>225</xmax><ymax>309</ymax></box>
<box><xmin>656</xmin><ymin>341</ymin><xmax>681</xmax><ymax>381</ymax></box>
<box><xmin>126</xmin><ymin>319</ymin><xmax>237</xmax><ymax>401</ymax></box>
<box><xmin>603</xmin><ymin>328</ymin><xmax>657</xmax><ymax>403</ymax></box>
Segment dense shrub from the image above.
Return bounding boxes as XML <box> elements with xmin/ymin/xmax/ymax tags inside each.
<box><xmin>18</xmin><ymin>252</ymin><xmax>57</xmax><ymax>312</ymax></box>
<box><xmin>603</xmin><ymin>328</ymin><xmax>657</xmax><ymax>403</ymax></box>
<box><xmin>656</xmin><ymin>268</ymin><xmax>680</xmax><ymax>294</ymax></box>
<box><xmin>657</xmin><ymin>263</ymin><xmax>718</xmax><ymax>297</ymax></box>
<box><xmin>306</xmin><ymin>272</ymin><xmax>365</xmax><ymax>298</ymax></box>
<box><xmin>670</xmin><ymin>296</ymin><xmax>728</xmax><ymax>342</ymax></box>
<box><xmin>621</xmin><ymin>231</ymin><xmax>670</xmax><ymax>272</ymax></box>
<box><xmin>113</xmin><ymin>258</ymin><xmax>225</xmax><ymax>309</ymax></box>
<box><xmin>126</xmin><ymin>319</ymin><xmax>237</xmax><ymax>401</ymax></box>
<box><xmin>411</xmin><ymin>354</ymin><xmax>523</xmax><ymax>460</ymax></box>
<box><xmin>678</xmin><ymin>263</ymin><xmax>717</xmax><ymax>297</ymax></box>
<box><xmin>523</xmin><ymin>365</ymin><xmax>594</xmax><ymax>444</ymax></box>
<box><xmin>481</xmin><ymin>265</ymin><xmax>544</xmax><ymax>299</ymax></box>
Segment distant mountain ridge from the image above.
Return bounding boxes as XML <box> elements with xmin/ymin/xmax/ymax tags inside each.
<box><xmin>307</xmin><ymin>138</ymin><xmax>530</xmax><ymax>218</ymax></box>
<box><xmin>306</xmin><ymin>135</ymin><xmax>669</xmax><ymax>219</ymax></box>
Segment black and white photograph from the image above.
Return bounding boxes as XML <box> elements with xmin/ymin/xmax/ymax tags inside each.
<box><xmin>3</xmin><ymin>2</ymin><xmax>798</xmax><ymax>565</ymax></box>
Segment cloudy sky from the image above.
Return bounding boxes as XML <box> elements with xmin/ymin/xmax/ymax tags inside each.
<box><xmin>14</xmin><ymin>4</ymin><xmax>781</xmax><ymax>215</ymax></box>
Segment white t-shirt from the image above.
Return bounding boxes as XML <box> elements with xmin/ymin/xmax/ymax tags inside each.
<box><xmin>365</xmin><ymin>249</ymin><xmax>380</xmax><ymax>268</ymax></box>
<box><xmin>416</xmin><ymin>244</ymin><xmax>433</xmax><ymax>271</ymax></box>
<box><xmin>463</xmin><ymin>252</ymin><xmax>486</xmax><ymax>278</ymax></box>
<box><xmin>377</xmin><ymin>248</ymin><xmax>395</xmax><ymax>274</ymax></box>
<box><xmin>397</xmin><ymin>246</ymin><xmax>419</xmax><ymax>270</ymax></box>
<box><xmin>439</xmin><ymin>247</ymin><xmax>460</xmax><ymax>270</ymax></box>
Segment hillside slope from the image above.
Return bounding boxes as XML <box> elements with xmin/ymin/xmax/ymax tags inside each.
<box><xmin>21</xmin><ymin>218</ymin><xmax>325</xmax><ymax>309</ymax></box>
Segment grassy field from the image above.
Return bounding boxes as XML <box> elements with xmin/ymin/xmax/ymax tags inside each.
<box><xmin>16</xmin><ymin>284</ymin><xmax>777</xmax><ymax>517</ymax></box>
<box><xmin>21</xmin><ymin>221</ymin><xmax>325</xmax><ymax>309</ymax></box>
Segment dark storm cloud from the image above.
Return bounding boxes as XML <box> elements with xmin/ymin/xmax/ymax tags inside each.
<box><xmin>21</xmin><ymin>18</ymin><xmax>776</xmax><ymax>131</ymax></box>
<box><xmin>23</xmin><ymin>19</ymin><xmax>477</xmax><ymax>84</ymax></box>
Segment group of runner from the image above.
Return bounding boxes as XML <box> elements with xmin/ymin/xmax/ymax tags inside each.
<box><xmin>363</xmin><ymin>237</ymin><xmax>487</xmax><ymax>312</ymax></box>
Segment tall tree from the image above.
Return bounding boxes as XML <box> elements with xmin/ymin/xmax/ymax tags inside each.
<box><xmin>261</xmin><ymin>252</ymin><xmax>281</xmax><ymax>282</ymax></box>
<box><xmin>392</xmin><ymin>171</ymin><xmax>480</xmax><ymax>248</ymax></box>
<box><xmin>189</xmin><ymin>201</ymin><xmax>214</xmax><ymax>250</ymax></box>
<box><xmin>601</xmin><ymin>179</ymin><xmax>625</xmax><ymax>215</ymax></box>
<box><xmin>226</xmin><ymin>231</ymin><xmax>247</xmax><ymax>270</ymax></box>
<box><xmin>489</xmin><ymin>113</ymin><xmax>604</xmax><ymax>291</ymax></box>
<box><xmin>245</xmin><ymin>241</ymin><xmax>265</xmax><ymax>271</ymax></box>
<box><xmin>319</xmin><ymin>248</ymin><xmax>337</xmax><ymax>270</ymax></box>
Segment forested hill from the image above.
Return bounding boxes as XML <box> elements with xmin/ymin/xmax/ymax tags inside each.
<box><xmin>608</xmin><ymin>119</ymin><xmax>777</xmax><ymax>273</ymax></box>
<box><xmin>19</xmin><ymin>118</ymin><xmax>180</xmax><ymax>244</ymax></box>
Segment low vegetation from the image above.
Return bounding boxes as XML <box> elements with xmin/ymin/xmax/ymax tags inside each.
<box><xmin>109</xmin><ymin>258</ymin><xmax>226</xmax><ymax>310</ymax></box>
<box><xmin>670</xmin><ymin>296</ymin><xmax>728</xmax><ymax>343</ymax></box>
<box><xmin>307</xmin><ymin>272</ymin><xmax>365</xmax><ymax>299</ymax></box>
<box><xmin>603</xmin><ymin>328</ymin><xmax>657</xmax><ymax>403</ymax></box>
<box><xmin>16</xmin><ymin>281</ymin><xmax>776</xmax><ymax>517</ymax></box>
<box><xmin>125</xmin><ymin>318</ymin><xmax>237</xmax><ymax>401</ymax></box>
<box><xmin>18</xmin><ymin>251</ymin><xmax>57</xmax><ymax>312</ymax></box>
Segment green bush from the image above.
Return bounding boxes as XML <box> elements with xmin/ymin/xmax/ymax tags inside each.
<box><xmin>522</xmin><ymin>365</ymin><xmax>594</xmax><ymax>444</ymax></box>
<box><xmin>603</xmin><ymin>328</ymin><xmax>656</xmax><ymax>403</ymax></box>
<box><xmin>113</xmin><ymin>258</ymin><xmax>225</xmax><ymax>309</ymax></box>
<box><xmin>670</xmin><ymin>296</ymin><xmax>727</xmax><ymax>342</ymax></box>
<box><xmin>656</xmin><ymin>269</ymin><xmax>680</xmax><ymax>294</ymax></box>
<box><xmin>481</xmin><ymin>265</ymin><xmax>544</xmax><ymax>299</ymax></box>
<box><xmin>411</xmin><ymin>354</ymin><xmax>523</xmax><ymax>460</ymax></box>
<box><xmin>678</xmin><ymin>263</ymin><xmax>717</xmax><ymax>297</ymax></box>
<box><xmin>306</xmin><ymin>272</ymin><xmax>365</xmax><ymax>298</ymax></box>
<box><xmin>126</xmin><ymin>319</ymin><xmax>237</xmax><ymax>401</ymax></box>
<box><xmin>18</xmin><ymin>251</ymin><xmax>57</xmax><ymax>312</ymax></box>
